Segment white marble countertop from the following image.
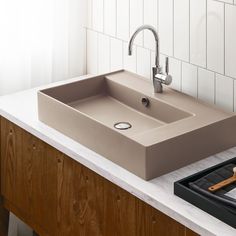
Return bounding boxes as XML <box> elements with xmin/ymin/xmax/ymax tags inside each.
<box><xmin>0</xmin><ymin>75</ymin><xmax>236</xmax><ymax>236</ymax></box>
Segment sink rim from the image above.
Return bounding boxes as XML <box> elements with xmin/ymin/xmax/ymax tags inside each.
<box><xmin>37</xmin><ymin>70</ymin><xmax>236</xmax><ymax>180</ymax></box>
<box><xmin>38</xmin><ymin>70</ymin><xmax>234</xmax><ymax>147</ymax></box>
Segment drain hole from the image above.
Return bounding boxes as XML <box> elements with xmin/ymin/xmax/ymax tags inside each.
<box><xmin>114</xmin><ymin>122</ymin><xmax>132</xmax><ymax>130</ymax></box>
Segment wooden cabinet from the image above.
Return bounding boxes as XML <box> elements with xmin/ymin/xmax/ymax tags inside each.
<box><xmin>0</xmin><ymin>117</ymin><xmax>199</xmax><ymax>236</ymax></box>
<box><xmin>0</xmin><ymin>117</ymin><xmax>9</xmax><ymax>236</ymax></box>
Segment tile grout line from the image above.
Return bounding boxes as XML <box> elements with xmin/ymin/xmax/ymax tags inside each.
<box><xmin>85</xmin><ymin>29</ymin><xmax>88</xmax><ymax>74</ymax></box>
<box><xmin>172</xmin><ymin>0</ymin><xmax>175</xmax><ymax>58</ymax></box>
<box><xmin>128</xmin><ymin>0</ymin><xmax>131</xmax><ymax>39</ymax></box>
<box><xmin>206</xmin><ymin>0</ymin><xmax>208</xmax><ymax>70</ymax></box>
<box><xmin>142</xmin><ymin>0</ymin><xmax>144</xmax><ymax>48</ymax></box>
<box><xmin>115</xmin><ymin>0</ymin><xmax>117</xmax><ymax>38</ymax></box>
<box><xmin>180</xmin><ymin>61</ymin><xmax>183</xmax><ymax>92</ymax></box>
<box><xmin>197</xmin><ymin>66</ymin><xmax>199</xmax><ymax>98</ymax></box>
<box><xmin>223</xmin><ymin>3</ymin><xmax>226</xmax><ymax>75</ymax></box>
<box><xmin>96</xmin><ymin>31</ymin><xmax>99</xmax><ymax>73</ymax></box>
<box><xmin>189</xmin><ymin>0</ymin><xmax>191</xmax><ymax>63</ymax></box>
<box><xmin>102</xmin><ymin>0</ymin><xmax>105</xmax><ymax>34</ymax></box>
<box><xmin>233</xmin><ymin>79</ymin><xmax>235</xmax><ymax>112</ymax></box>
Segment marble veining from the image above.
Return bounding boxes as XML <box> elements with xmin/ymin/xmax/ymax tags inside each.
<box><xmin>0</xmin><ymin>75</ymin><xmax>236</xmax><ymax>236</ymax></box>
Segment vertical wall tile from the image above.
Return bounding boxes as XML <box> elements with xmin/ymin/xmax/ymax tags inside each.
<box><xmin>123</xmin><ymin>42</ymin><xmax>137</xmax><ymax>73</ymax></box>
<box><xmin>225</xmin><ymin>4</ymin><xmax>236</xmax><ymax>79</ymax></box>
<box><xmin>207</xmin><ymin>0</ymin><xmax>224</xmax><ymax>74</ymax></box>
<box><xmin>198</xmin><ymin>68</ymin><xmax>215</xmax><ymax>104</ymax></box>
<box><xmin>174</xmin><ymin>0</ymin><xmax>189</xmax><ymax>62</ymax></box>
<box><xmin>87</xmin><ymin>30</ymin><xmax>98</xmax><ymax>74</ymax></box>
<box><xmin>234</xmin><ymin>81</ymin><xmax>236</xmax><ymax>112</ymax></box>
<box><xmin>190</xmin><ymin>0</ymin><xmax>206</xmax><ymax>67</ymax></box>
<box><xmin>98</xmin><ymin>34</ymin><xmax>110</xmax><ymax>74</ymax></box>
<box><xmin>104</xmin><ymin>0</ymin><xmax>116</xmax><ymax>37</ymax></box>
<box><xmin>216</xmin><ymin>74</ymin><xmax>234</xmax><ymax>112</ymax></box>
<box><xmin>130</xmin><ymin>0</ymin><xmax>143</xmax><ymax>46</ymax></box>
<box><xmin>159</xmin><ymin>0</ymin><xmax>173</xmax><ymax>56</ymax></box>
<box><xmin>110</xmin><ymin>38</ymin><xmax>123</xmax><ymax>71</ymax></box>
<box><xmin>87</xmin><ymin>0</ymin><xmax>92</xmax><ymax>28</ymax></box>
<box><xmin>169</xmin><ymin>58</ymin><xmax>182</xmax><ymax>91</ymax></box>
<box><xmin>117</xmin><ymin>0</ymin><xmax>129</xmax><ymax>41</ymax></box>
<box><xmin>93</xmin><ymin>0</ymin><xmax>104</xmax><ymax>32</ymax></box>
<box><xmin>144</xmin><ymin>0</ymin><xmax>158</xmax><ymax>51</ymax></box>
<box><xmin>137</xmin><ymin>47</ymin><xmax>151</xmax><ymax>79</ymax></box>
<box><xmin>182</xmin><ymin>62</ymin><xmax>198</xmax><ymax>97</ymax></box>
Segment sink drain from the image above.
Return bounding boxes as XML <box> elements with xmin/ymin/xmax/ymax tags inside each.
<box><xmin>114</xmin><ymin>122</ymin><xmax>132</xmax><ymax>130</ymax></box>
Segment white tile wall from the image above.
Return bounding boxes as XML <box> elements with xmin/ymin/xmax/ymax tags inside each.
<box><xmin>207</xmin><ymin>0</ymin><xmax>224</xmax><ymax>74</ymax></box>
<box><xmin>110</xmin><ymin>38</ymin><xmax>123</xmax><ymax>71</ymax></box>
<box><xmin>144</xmin><ymin>0</ymin><xmax>158</xmax><ymax>51</ymax></box>
<box><xmin>104</xmin><ymin>0</ymin><xmax>116</xmax><ymax>37</ymax></box>
<box><xmin>216</xmin><ymin>74</ymin><xmax>234</xmax><ymax>111</ymax></box>
<box><xmin>87</xmin><ymin>29</ymin><xmax>98</xmax><ymax>74</ymax></box>
<box><xmin>130</xmin><ymin>0</ymin><xmax>143</xmax><ymax>46</ymax></box>
<box><xmin>190</xmin><ymin>0</ymin><xmax>206</xmax><ymax>67</ymax></box>
<box><xmin>87</xmin><ymin>0</ymin><xmax>236</xmax><ymax>112</ymax></box>
<box><xmin>123</xmin><ymin>42</ymin><xmax>137</xmax><ymax>73</ymax></box>
<box><xmin>98</xmin><ymin>33</ymin><xmax>110</xmax><ymax>74</ymax></box>
<box><xmin>225</xmin><ymin>4</ymin><xmax>236</xmax><ymax>78</ymax></box>
<box><xmin>92</xmin><ymin>0</ymin><xmax>103</xmax><ymax>32</ymax></box>
<box><xmin>159</xmin><ymin>0</ymin><xmax>173</xmax><ymax>56</ymax></box>
<box><xmin>174</xmin><ymin>0</ymin><xmax>189</xmax><ymax>62</ymax></box>
<box><xmin>182</xmin><ymin>62</ymin><xmax>198</xmax><ymax>98</ymax></box>
<box><xmin>117</xmin><ymin>0</ymin><xmax>129</xmax><ymax>41</ymax></box>
<box><xmin>198</xmin><ymin>68</ymin><xmax>215</xmax><ymax>104</ymax></box>
<box><xmin>137</xmin><ymin>47</ymin><xmax>151</xmax><ymax>79</ymax></box>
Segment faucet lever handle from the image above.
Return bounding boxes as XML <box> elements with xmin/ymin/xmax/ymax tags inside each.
<box><xmin>165</xmin><ymin>57</ymin><xmax>169</xmax><ymax>75</ymax></box>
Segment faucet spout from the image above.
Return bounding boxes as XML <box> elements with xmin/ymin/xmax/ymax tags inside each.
<box><xmin>128</xmin><ymin>25</ymin><xmax>172</xmax><ymax>93</ymax></box>
<box><xmin>128</xmin><ymin>25</ymin><xmax>160</xmax><ymax>69</ymax></box>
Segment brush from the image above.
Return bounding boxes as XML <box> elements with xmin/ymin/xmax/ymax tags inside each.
<box><xmin>208</xmin><ymin>167</ymin><xmax>236</xmax><ymax>192</ymax></box>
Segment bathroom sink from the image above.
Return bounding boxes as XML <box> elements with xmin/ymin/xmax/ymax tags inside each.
<box><xmin>38</xmin><ymin>70</ymin><xmax>236</xmax><ymax>180</ymax></box>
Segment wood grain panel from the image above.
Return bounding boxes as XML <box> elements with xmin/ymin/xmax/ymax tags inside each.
<box><xmin>1</xmin><ymin>117</ymin><xmax>59</xmax><ymax>236</ymax></box>
<box><xmin>58</xmin><ymin>157</ymin><xmax>104</xmax><ymax>236</ymax></box>
<box><xmin>185</xmin><ymin>228</ymin><xmax>199</xmax><ymax>236</ymax></box>
<box><xmin>0</xmin><ymin>116</ymin><xmax>9</xmax><ymax>236</ymax></box>
<box><xmin>136</xmin><ymin>200</ymin><xmax>186</xmax><ymax>236</ymax></box>
<box><xmin>0</xmin><ymin>117</ymin><xmax>199</xmax><ymax>236</ymax></box>
<box><xmin>104</xmin><ymin>179</ymin><xmax>136</xmax><ymax>236</ymax></box>
<box><xmin>0</xmin><ymin>117</ymin><xmax>9</xmax><ymax>236</ymax></box>
<box><xmin>29</xmin><ymin>136</ymin><xmax>58</xmax><ymax>235</ymax></box>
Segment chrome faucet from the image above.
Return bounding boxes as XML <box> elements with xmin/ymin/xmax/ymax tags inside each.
<box><xmin>128</xmin><ymin>25</ymin><xmax>172</xmax><ymax>93</ymax></box>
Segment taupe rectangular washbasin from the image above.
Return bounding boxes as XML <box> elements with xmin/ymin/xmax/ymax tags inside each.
<box><xmin>38</xmin><ymin>71</ymin><xmax>236</xmax><ymax>180</ymax></box>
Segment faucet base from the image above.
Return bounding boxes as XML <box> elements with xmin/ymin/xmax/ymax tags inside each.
<box><xmin>153</xmin><ymin>80</ymin><xmax>163</xmax><ymax>93</ymax></box>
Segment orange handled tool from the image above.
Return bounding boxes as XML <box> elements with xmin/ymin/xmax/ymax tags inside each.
<box><xmin>208</xmin><ymin>167</ymin><xmax>236</xmax><ymax>192</ymax></box>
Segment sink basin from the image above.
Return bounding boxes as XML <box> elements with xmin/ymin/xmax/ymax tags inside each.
<box><xmin>38</xmin><ymin>70</ymin><xmax>236</xmax><ymax>180</ymax></box>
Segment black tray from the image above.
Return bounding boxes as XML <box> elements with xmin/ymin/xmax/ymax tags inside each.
<box><xmin>174</xmin><ymin>157</ymin><xmax>236</xmax><ymax>229</ymax></box>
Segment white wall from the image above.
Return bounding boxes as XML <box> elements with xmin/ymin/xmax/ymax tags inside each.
<box><xmin>86</xmin><ymin>0</ymin><xmax>236</xmax><ymax>112</ymax></box>
<box><xmin>0</xmin><ymin>0</ymin><xmax>87</xmax><ymax>96</ymax></box>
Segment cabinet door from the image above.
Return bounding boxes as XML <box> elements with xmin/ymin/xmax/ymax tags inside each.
<box><xmin>136</xmin><ymin>199</ymin><xmax>186</xmax><ymax>236</ymax></box>
<box><xmin>57</xmin><ymin>157</ymin><xmax>104</xmax><ymax>236</ymax></box>
<box><xmin>1</xmin><ymin>118</ymin><xmax>60</xmax><ymax>236</ymax></box>
<box><xmin>103</xmin><ymin>179</ymin><xmax>136</xmax><ymax>236</ymax></box>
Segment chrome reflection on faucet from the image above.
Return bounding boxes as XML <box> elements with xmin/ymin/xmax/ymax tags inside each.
<box><xmin>128</xmin><ymin>25</ymin><xmax>172</xmax><ymax>93</ymax></box>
